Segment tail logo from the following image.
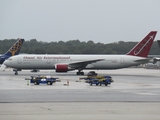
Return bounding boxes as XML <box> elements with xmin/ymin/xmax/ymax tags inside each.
<box><xmin>134</xmin><ymin>35</ymin><xmax>155</xmax><ymax>56</ymax></box>
<box><xmin>9</xmin><ymin>39</ymin><xmax>23</xmax><ymax>56</ymax></box>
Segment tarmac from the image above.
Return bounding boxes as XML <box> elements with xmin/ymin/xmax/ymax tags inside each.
<box><xmin>0</xmin><ymin>68</ymin><xmax>160</xmax><ymax>120</ymax></box>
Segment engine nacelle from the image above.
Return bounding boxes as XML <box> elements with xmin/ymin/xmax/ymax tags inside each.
<box><xmin>55</xmin><ymin>64</ymin><xmax>68</xmax><ymax>72</ymax></box>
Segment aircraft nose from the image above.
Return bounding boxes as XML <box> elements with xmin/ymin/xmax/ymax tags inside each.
<box><xmin>4</xmin><ymin>59</ymin><xmax>11</xmax><ymax>66</ymax></box>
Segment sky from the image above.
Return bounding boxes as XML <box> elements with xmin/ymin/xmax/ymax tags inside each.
<box><xmin>0</xmin><ymin>0</ymin><xmax>160</xmax><ymax>43</ymax></box>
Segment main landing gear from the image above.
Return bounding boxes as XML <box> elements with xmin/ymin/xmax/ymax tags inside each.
<box><xmin>76</xmin><ymin>71</ymin><xmax>84</xmax><ymax>75</ymax></box>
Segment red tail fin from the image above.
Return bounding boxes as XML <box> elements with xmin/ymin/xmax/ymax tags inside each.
<box><xmin>127</xmin><ymin>31</ymin><xmax>157</xmax><ymax>57</ymax></box>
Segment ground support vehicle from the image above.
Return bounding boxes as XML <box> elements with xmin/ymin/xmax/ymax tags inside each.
<box><xmin>80</xmin><ymin>75</ymin><xmax>114</xmax><ymax>86</ymax></box>
<box><xmin>87</xmin><ymin>71</ymin><xmax>98</xmax><ymax>76</ymax></box>
<box><xmin>98</xmin><ymin>76</ymin><xmax>113</xmax><ymax>86</ymax></box>
<box><xmin>27</xmin><ymin>75</ymin><xmax>59</xmax><ymax>85</ymax></box>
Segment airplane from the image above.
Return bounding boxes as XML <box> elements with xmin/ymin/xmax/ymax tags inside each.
<box><xmin>0</xmin><ymin>38</ymin><xmax>24</xmax><ymax>65</ymax></box>
<box><xmin>4</xmin><ymin>31</ymin><xmax>157</xmax><ymax>75</ymax></box>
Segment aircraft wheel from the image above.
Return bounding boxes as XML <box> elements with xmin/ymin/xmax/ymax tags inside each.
<box><xmin>77</xmin><ymin>71</ymin><xmax>84</xmax><ymax>75</ymax></box>
<box><xmin>76</xmin><ymin>72</ymin><xmax>80</xmax><ymax>75</ymax></box>
<box><xmin>80</xmin><ymin>72</ymin><xmax>84</xmax><ymax>75</ymax></box>
<box><xmin>15</xmin><ymin>72</ymin><xmax>18</xmax><ymax>75</ymax></box>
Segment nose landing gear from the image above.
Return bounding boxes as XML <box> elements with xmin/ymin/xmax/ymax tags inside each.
<box><xmin>15</xmin><ymin>71</ymin><xmax>18</xmax><ymax>75</ymax></box>
<box><xmin>13</xmin><ymin>69</ymin><xmax>21</xmax><ymax>75</ymax></box>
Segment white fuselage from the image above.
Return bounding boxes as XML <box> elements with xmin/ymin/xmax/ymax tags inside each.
<box><xmin>4</xmin><ymin>54</ymin><xmax>147</xmax><ymax>70</ymax></box>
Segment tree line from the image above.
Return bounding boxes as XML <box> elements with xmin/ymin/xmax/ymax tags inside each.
<box><xmin>0</xmin><ymin>39</ymin><xmax>160</xmax><ymax>55</ymax></box>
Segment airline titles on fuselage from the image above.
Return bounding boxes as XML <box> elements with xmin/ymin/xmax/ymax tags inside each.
<box><xmin>23</xmin><ymin>56</ymin><xmax>70</xmax><ymax>61</ymax></box>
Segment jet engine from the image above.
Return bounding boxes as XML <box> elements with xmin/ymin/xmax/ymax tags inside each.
<box><xmin>55</xmin><ymin>64</ymin><xmax>69</xmax><ymax>72</ymax></box>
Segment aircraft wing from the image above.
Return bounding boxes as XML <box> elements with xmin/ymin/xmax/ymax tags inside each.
<box><xmin>134</xmin><ymin>58</ymin><xmax>151</xmax><ymax>63</ymax></box>
<box><xmin>136</xmin><ymin>57</ymin><xmax>160</xmax><ymax>64</ymax></box>
<box><xmin>68</xmin><ymin>59</ymin><xmax>105</xmax><ymax>69</ymax></box>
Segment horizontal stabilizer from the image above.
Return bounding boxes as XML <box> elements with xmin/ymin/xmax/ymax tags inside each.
<box><xmin>134</xmin><ymin>58</ymin><xmax>150</xmax><ymax>63</ymax></box>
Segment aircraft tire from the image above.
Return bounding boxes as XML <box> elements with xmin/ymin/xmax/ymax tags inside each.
<box><xmin>81</xmin><ymin>72</ymin><xmax>84</xmax><ymax>75</ymax></box>
<box><xmin>76</xmin><ymin>72</ymin><xmax>80</xmax><ymax>75</ymax></box>
<box><xmin>77</xmin><ymin>72</ymin><xmax>84</xmax><ymax>75</ymax></box>
<box><xmin>15</xmin><ymin>72</ymin><xmax>18</xmax><ymax>75</ymax></box>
